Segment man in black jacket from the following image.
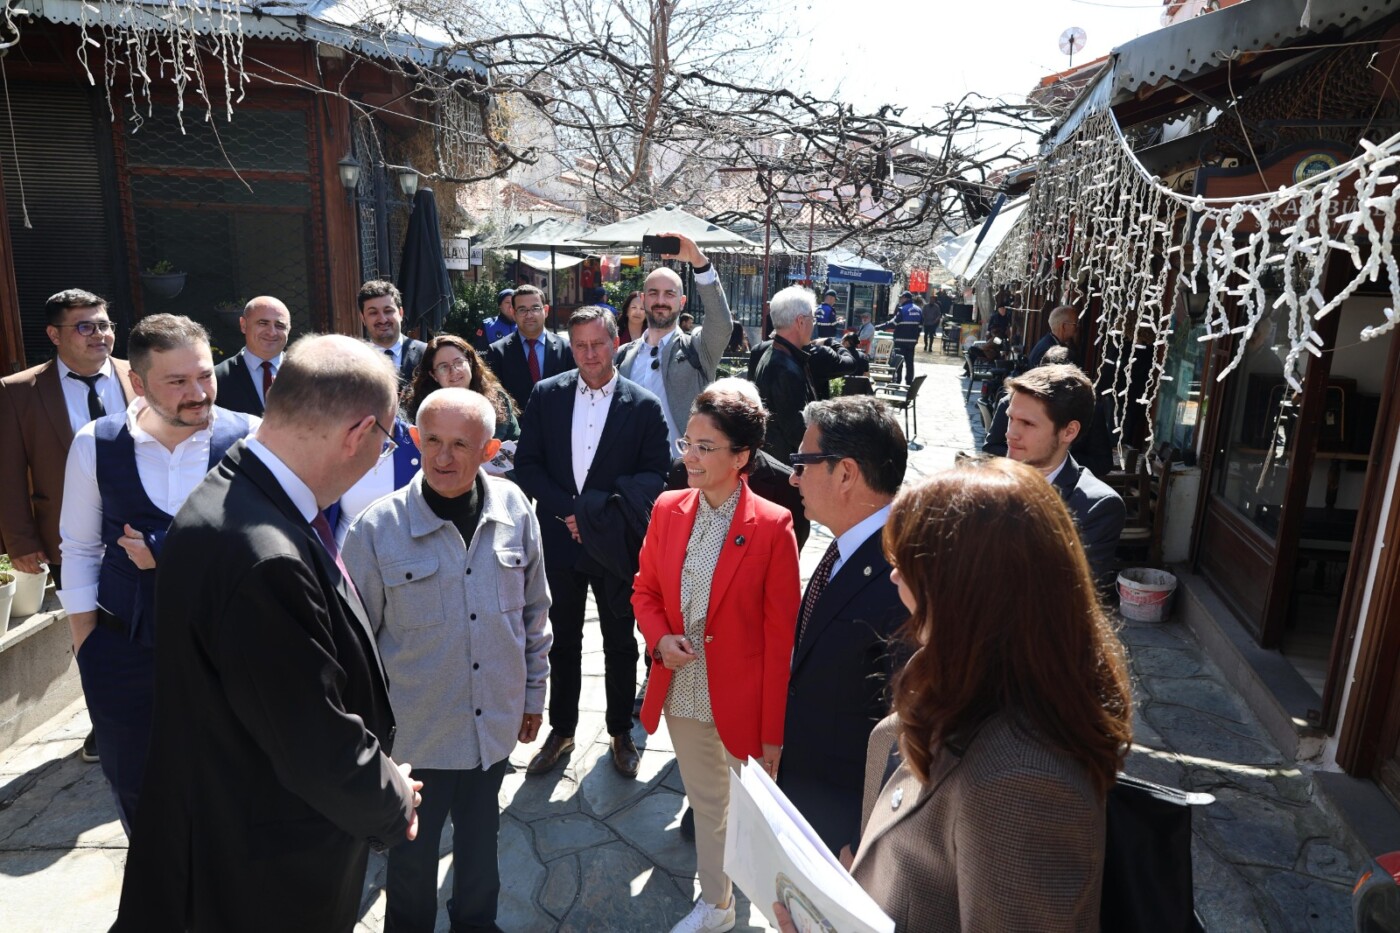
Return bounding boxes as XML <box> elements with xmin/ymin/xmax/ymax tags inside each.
<box><xmin>486</xmin><ymin>285</ymin><xmax>574</xmax><ymax>410</ymax></box>
<box><xmin>211</xmin><ymin>296</ymin><xmax>291</xmax><ymax>416</ymax></box>
<box><xmin>360</xmin><ymin>280</ymin><xmax>426</xmax><ymax>387</ymax></box>
<box><xmin>753</xmin><ymin>286</ymin><xmax>821</xmax><ymax>462</ymax></box>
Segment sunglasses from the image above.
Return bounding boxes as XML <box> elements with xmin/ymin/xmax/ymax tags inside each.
<box><xmin>650</xmin><ymin>344</ymin><xmax>660</xmax><ymax>370</ymax></box>
<box><xmin>788</xmin><ymin>452</ymin><xmax>843</xmax><ymax>476</ymax></box>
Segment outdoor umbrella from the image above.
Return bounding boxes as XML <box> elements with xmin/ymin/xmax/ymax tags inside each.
<box><xmin>487</xmin><ymin>218</ymin><xmax>593</xmax><ymax>307</ymax></box>
<box><xmin>397</xmin><ymin>188</ymin><xmax>454</xmax><ymax>333</ymax></box>
<box><xmin>575</xmin><ymin>204</ymin><xmax>760</xmax><ymax>250</ymax></box>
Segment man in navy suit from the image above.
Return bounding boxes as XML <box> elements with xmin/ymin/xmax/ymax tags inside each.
<box><xmin>514</xmin><ymin>306</ymin><xmax>669</xmax><ymax>778</ymax></box>
<box><xmin>1005</xmin><ymin>363</ymin><xmax>1125</xmax><ymax>589</ymax></box>
<box><xmin>360</xmin><ymin>280</ymin><xmax>426</xmax><ymax>387</ymax></box>
<box><xmin>778</xmin><ymin>396</ymin><xmax>908</xmax><ymax>860</ymax></box>
<box><xmin>486</xmin><ymin>285</ymin><xmax>574</xmax><ymax>410</ymax></box>
<box><xmin>211</xmin><ymin>296</ymin><xmax>291</xmax><ymax>416</ymax></box>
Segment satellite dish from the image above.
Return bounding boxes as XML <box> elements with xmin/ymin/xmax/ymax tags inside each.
<box><xmin>1059</xmin><ymin>26</ymin><xmax>1087</xmax><ymax>66</ymax></box>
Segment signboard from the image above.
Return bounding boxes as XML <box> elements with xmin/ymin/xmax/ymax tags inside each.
<box><xmin>908</xmin><ymin>268</ymin><xmax>929</xmax><ymax>293</ymax></box>
<box><xmin>469</xmin><ymin>246</ymin><xmax>484</xmax><ymax>267</ymax></box>
<box><xmin>1194</xmin><ymin>142</ymin><xmax>1374</xmax><ymax>235</ymax></box>
<box><xmin>444</xmin><ymin>237</ymin><xmax>473</xmax><ymax>270</ymax></box>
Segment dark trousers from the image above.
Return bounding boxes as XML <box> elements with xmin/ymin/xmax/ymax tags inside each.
<box><xmin>893</xmin><ymin>342</ymin><xmax>917</xmax><ymax>384</ymax></box>
<box><xmin>73</xmin><ymin>623</ymin><xmax>154</xmax><ymax>834</ymax></box>
<box><xmin>385</xmin><ymin>761</ymin><xmax>509</xmax><ymax>933</ymax></box>
<box><xmin>545</xmin><ymin>565</ymin><xmax>638</xmax><ymax>736</ymax></box>
<box><xmin>922</xmin><ymin>327</ymin><xmax>937</xmax><ymax>352</ymax></box>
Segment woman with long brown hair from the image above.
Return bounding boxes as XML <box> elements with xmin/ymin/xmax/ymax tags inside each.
<box><xmin>618</xmin><ymin>290</ymin><xmax>647</xmax><ymax>345</ymax></box>
<box><xmin>779</xmin><ymin>457</ymin><xmax>1132</xmax><ymax>932</ymax></box>
<box><xmin>405</xmin><ymin>334</ymin><xmax>519</xmax><ymax>441</ymax></box>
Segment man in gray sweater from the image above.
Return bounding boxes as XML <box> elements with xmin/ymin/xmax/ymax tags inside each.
<box><xmin>343</xmin><ymin>387</ymin><xmax>552</xmax><ymax>933</ymax></box>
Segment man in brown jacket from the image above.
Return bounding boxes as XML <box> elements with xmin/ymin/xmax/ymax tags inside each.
<box><xmin>0</xmin><ymin>289</ymin><xmax>133</xmax><ymax>762</ymax></box>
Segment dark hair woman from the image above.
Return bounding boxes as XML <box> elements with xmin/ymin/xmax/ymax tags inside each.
<box><xmin>405</xmin><ymin>335</ymin><xmax>519</xmax><ymax>442</ymax></box>
<box><xmin>634</xmin><ymin>386</ymin><xmax>801</xmax><ymax>933</ymax></box>
<box><xmin>777</xmin><ymin>457</ymin><xmax>1132</xmax><ymax>932</ymax></box>
<box><xmin>618</xmin><ymin>290</ymin><xmax>647</xmax><ymax>345</ymax></box>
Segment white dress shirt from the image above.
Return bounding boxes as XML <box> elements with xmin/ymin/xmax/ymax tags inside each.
<box><xmin>58</xmin><ymin>399</ymin><xmax>260</xmax><ymax>615</ymax></box>
<box><xmin>335</xmin><ymin>444</ymin><xmax>422</xmax><ymax>545</ymax></box>
<box><xmin>572</xmin><ymin>371</ymin><xmax>618</xmax><ymax>493</ymax></box>
<box><xmin>241</xmin><ymin>347</ymin><xmax>283</xmax><ymax>408</ymax></box>
<box><xmin>55</xmin><ymin>358</ymin><xmax>127</xmax><ymax>435</ymax></box>
<box><xmin>380</xmin><ymin>334</ymin><xmax>408</xmax><ymax>370</ymax></box>
<box><xmin>631</xmin><ymin>328</ymin><xmax>677</xmax><ymax>441</ymax></box>
<box><xmin>830</xmin><ymin>504</ymin><xmax>892</xmax><ymax>579</ymax></box>
<box><xmin>1045</xmin><ymin>456</ymin><xmax>1070</xmax><ymax>487</ymax></box>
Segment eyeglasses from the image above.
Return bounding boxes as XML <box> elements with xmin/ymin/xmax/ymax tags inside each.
<box><xmin>373</xmin><ymin>420</ymin><xmax>398</xmax><ymax>460</ymax></box>
<box><xmin>432</xmin><ymin>358</ymin><xmax>470</xmax><ymax>378</ymax></box>
<box><xmin>676</xmin><ymin>438</ymin><xmax>742</xmax><ymax>456</ymax></box>
<box><xmin>788</xmin><ymin>452</ymin><xmax>844</xmax><ymax>476</ymax></box>
<box><xmin>650</xmin><ymin>344</ymin><xmax>660</xmax><ymax>371</ymax></box>
<box><xmin>55</xmin><ymin>320</ymin><xmax>115</xmax><ymax>336</ymax></box>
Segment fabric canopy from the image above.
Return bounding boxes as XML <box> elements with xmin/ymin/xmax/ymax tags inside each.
<box><xmin>945</xmin><ymin>197</ymin><xmax>1028</xmax><ymax>281</ymax></box>
<box><xmin>488</xmin><ymin>217</ymin><xmax>593</xmax><ymax>251</ymax></box>
<box><xmin>396</xmin><ymin>189</ymin><xmax>453</xmax><ymax>332</ymax></box>
<box><xmin>825</xmin><ymin>248</ymin><xmax>894</xmax><ymax>285</ymax></box>
<box><xmin>576</xmin><ymin>204</ymin><xmax>759</xmax><ymax>250</ymax></box>
<box><xmin>515</xmin><ymin>250</ymin><xmax>586</xmax><ymax>272</ymax></box>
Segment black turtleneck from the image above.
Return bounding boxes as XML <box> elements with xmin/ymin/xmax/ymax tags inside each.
<box><xmin>422</xmin><ymin>475</ymin><xmax>484</xmax><ymax>549</ymax></box>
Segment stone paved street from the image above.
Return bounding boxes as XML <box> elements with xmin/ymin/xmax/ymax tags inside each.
<box><xmin>0</xmin><ymin>349</ymin><xmax>1365</xmax><ymax>931</ymax></box>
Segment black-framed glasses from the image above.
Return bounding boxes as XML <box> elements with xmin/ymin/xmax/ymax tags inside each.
<box><xmin>373</xmin><ymin>420</ymin><xmax>398</xmax><ymax>460</ymax></box>
<box><xmin>649</xmin><ymin>344</ymin><xmax>660</xmax><ymax>370</ymax></box>
<box><xmin>55</xmin><ymin>320</ymin><xmax>116</xmax><ymax>336</ymax></box>
<box><xmin>676</xmin><ymin>438</ymin><xmax>742</xmax><ymax>457</ymax></box>
<box><xmin>788</xmin><ymin>452</ymin><xmax>843</xmax><ymax>476</ymax></box>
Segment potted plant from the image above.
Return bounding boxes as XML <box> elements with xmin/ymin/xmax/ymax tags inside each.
<box><xmin>8</xmin><ymin>557</ymin><xmax>48</xmax><ymax>618</ymax></box>
<box><xmin>140</xmin><ymin>259</ymin><xmax>187</xmax><ymax>300</ymax></box>
<box><xmin>0</xmin><ymin>555</ymin><xmax>16</xmax><ymax>633</ymax></box>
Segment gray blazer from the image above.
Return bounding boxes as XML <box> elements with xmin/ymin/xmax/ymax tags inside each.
<box><xmin>851</xmin><ymin>713</ymin><xmax>1104</xmax><ymax>932</ymax></box>
<box><xmin>615</xmin><ymin>276</ymin><xmax>734</xmax><ymax>435</ymax></box>
<box><xmin>343</xmin><ymin>472</ymin><xmax>552</xmax><ymax>772</ymax></box>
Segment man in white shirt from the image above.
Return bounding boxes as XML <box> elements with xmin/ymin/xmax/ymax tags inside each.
<box><xmin>211</xmin><ymin>296</ymin><xmax>291</xmax><ymax>416</ymax></box>
<box><xmin>58</xmin><ymin>314</ymin><xmax>256</xmax><ymax>832</ymax></box>
<box><xmin>360</xmin><ymin>279</ymin><xmax>427</xmax><ymax>386</ymax></box>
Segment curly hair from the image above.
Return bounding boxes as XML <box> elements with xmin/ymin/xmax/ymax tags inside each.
<box><xmin>404</xmin><ymin>334</ymin><xmax>510</xmax><ymax>424</ymax></box>
<box><xmin>883</xmin><ymin>458</ymin><xmax>1132</xmax><ymax>797</ymax></box>
<box><xmin>691</xmin><ymin>384</ymin><xmax>767</xmax><ymax>474</ymax></box>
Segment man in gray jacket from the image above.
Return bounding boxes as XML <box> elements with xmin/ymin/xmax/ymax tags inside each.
<box><xmin>343</xmin><ymin>387</ymin><xmax>552</xmax><ymax>933</ymax></box>
<box><xmin>615</xmin><ymin>232</ymin><xmax>735</xmax><ymax>446</ymax></box>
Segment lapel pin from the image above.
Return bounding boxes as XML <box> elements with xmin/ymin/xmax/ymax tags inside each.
<box><xmin>891</xmin><ymin>787</ymin><xmax>904</xmax><ymax>810</ymax></box>
<box><xmin>734</xmin><ymin>535</ymin><xmax>746</xmax><ymax>546</ymax></box>
<box><xmin>863</xmin><ymin>565</ymin><xmax>872</xmax><ymax>577</ymax></box>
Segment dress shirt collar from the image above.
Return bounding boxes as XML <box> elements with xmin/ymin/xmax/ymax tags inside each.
<box><xmin>241</xmin><ymin>346</ymin><xmax>284</xmax><ymax>369</ymax></box>
<box><xmin>1044</xmin><ymin>455</ymin><xmax>1070</xmax><ymax>486</ymax></box>
<box><xmin>697</xmin><ymin>483</ymin><xmax>742</xmax><ymax>520</ymax></box>
<box><xmin>244</xmin><ymin>436</ymin><xmax>319</xmax><ymax>523</ymax></box>
<box><xmin>577</xmin><ymin>370</ymin><xmax>619</xmax><ymax>400</ymax></box>
<box><xmin>55</xmin><ymin>356</ymin><xmax>114</xmax><ymax>382</ymax></box>
<box><xmin>834</xmin><ymin>504</ymin><xmax>891</xmax><ymax>574</ymax></box>
<box><xmin>644</xmin><ymin>327</ymin><xmax>678</xmax><ymax>353</ymax></box>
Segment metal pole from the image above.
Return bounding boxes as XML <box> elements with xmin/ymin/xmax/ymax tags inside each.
<box><xmin>762</xmin><ymin>175</ymin><xmax>773</xmax><ymax>337</ymax></box>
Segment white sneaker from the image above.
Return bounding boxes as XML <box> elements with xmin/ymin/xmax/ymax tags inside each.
<box><xmin>667</xmin><ymin>898</ymin><xmax>736</xmax><ymax>933</ymax></box>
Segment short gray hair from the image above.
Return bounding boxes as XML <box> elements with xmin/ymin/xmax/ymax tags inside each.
<box><xmin>569</xmin><ymin>305</ymin><xmax>619</xmax><ymax>340</ymax></box>
<box><xmin>706</xmin><ymin>376</ymin><xmax>763</xmax><ymax>408</ymax></box>
<box><xmin>263</xmin><ymin>335</ymin><xmax>398</xmax><ymax>431</ymax></box>
<box><xmin>769</xmin><ymin>286</ymin><xmax>816</xmax><ymax>330</ymax></box>
<box><xmin>1048</xmin><ymin>305</ymin><xmax>1076</xmax><ymax>329</ymax></box>
<box><xmin>416</xmin><ymin>387</ymin><xmax>497</xmax><ymax>439</ymax></box>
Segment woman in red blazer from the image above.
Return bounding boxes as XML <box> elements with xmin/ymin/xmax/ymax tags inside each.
<box><xmin>634</xmin><ymin>383</ymin><xmax>801</xmax><ymax>933</ymax></box>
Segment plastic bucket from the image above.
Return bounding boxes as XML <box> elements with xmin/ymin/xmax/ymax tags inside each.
<box><xmin>1117</xmin><ymin>568</ymin><xmax>1178</xmax><ymax>623</ymax></box>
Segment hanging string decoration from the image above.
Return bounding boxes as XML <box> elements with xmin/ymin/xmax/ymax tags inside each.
<box><xmin>978</xmin><ymin>108</ymin><xmax>1400</xmax><ymax>452</ymax></box>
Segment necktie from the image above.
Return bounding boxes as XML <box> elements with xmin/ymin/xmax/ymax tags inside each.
<box><xmin>525</xmin><ymin>338</ymin><xmax>542</xmax><ymax>383</ymax></box>
<box><xmin>310</xmin><ymin>510</ymin><xmax>359</xmax><ymax>600</ymax></box>
<box><xmin>795</xmin><ymin>540</ymin><xmax>840</xmax><ymax>650</ymax></box>
<box><xmin>261</xmin><ymin>360</ymin><xmax>274</xmax><ymax>398</ymax></box>
<box><xmin>384</xmin><ymin>347</ymin><xmax>395</xmax><ymax>362</ymax></box>
<box><xmin>67</xmin><ymin>372</ymin><xmax>106</xmax><ymax>422</ymax></box>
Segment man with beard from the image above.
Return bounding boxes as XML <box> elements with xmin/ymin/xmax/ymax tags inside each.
<box><xmin>360</xmin><ymin>280</ymin><xmax>427</xmax><ymax>387</ymax></box>
<box><xmin>615</xmin><ymin>232</ymin><xmax>734</xmax><ymax>446</ymax></box>
<box><xmin>58</xmin><ymin>314</ymin><xmax>256</xmax><ymax>832</ymax></box>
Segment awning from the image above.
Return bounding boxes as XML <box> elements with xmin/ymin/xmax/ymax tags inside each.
<box><xmin>32</xmin><ymin>0</ymin><xmax>487</xmax><ymax>75</ymax></box>
<box><xmin>945</xmin><ymin>197</ymin><xmax>1028</xmax><ymax>281</ymax></box>
<box><xmin>487</xmin><ymin>217</ymin><xmax>593</xmax><ymax>251</ymax></box>
<box><xmin>825</xmin><ymin>249</ymin><xmax>894</xmax><ymax>285</ymax></box>
<box><xmin>577</xmin><ymin>205</ymin><xmax>760</xmax><ymax>250</ymax></box>
<box><xmin>513</xmin><ymin>251</ymin><xmax>586</xmax><ymax>273</ymax></box>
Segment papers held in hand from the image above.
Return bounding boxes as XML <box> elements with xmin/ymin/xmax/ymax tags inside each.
<box><xmin>722</xmin><ymin>760</ymin><xmax>894</xmax><ymax>933</ymax></box>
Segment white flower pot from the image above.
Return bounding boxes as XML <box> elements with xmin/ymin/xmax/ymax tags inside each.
<box><xmin>10</xmin><ymin>568</ymin><xmax>48</xmax><ymax>618</ymax></box>
<box><xmin>0</xmin><ymin>573</ymin><xmax>15</xmax><ymax>632</ymax></box>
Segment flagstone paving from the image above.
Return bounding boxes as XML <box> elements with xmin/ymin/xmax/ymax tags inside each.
<box><xmin>0</xmin><ymin>350</ymin><xmax>1363</xmax><ymax>931</ymax></box>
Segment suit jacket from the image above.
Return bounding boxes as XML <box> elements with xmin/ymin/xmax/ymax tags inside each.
<box><xmin>486</xmin><ymin>330</ymin><xmax>574</xmax><ymax>411</ymax></box>
<box><xmin>633</xmin><ymin>484</ymin><xmax>801</xmax><ymax>759</ymax></box>
<box><xmin>513</xmin><ymin>371</ymin><xmax>670</xmax><ymax>575</ymax></box>
<box><xmin>212</xmin><ymin>351</ymin><xmax>267</xmax><ymax>416</ymax></box>
<box><xmin>1050</xmin><ymin>452</ymin><xmax>1125</xmax><ymax>588</ymax></box>
<box><xmin>778</xmin><ymin>527</ymin><xmax>906</xmax><ymax>854</ymax></box>
<box><xmin>615</xmin><ymin>276</ymin><xmax>734</xmax><ymax>434</ymax></box>
<box><xmin>398</xmin><ymin>338</ymin><xmax>427</xmax><ymax>387</ymax></box>
<box><xmin>0</xmin><ymin>357</ymin><xmax>133</xmax><ymax>562</ymax></box>
<box><xmin>850</xmin><ymin>713</ymin><xmax>1104</xmax><ymax>932</ymax></box>
<box><xmin>115</xmin><ymin>443</ymin><xmax>413</xmax><ymax>933</ymax></box>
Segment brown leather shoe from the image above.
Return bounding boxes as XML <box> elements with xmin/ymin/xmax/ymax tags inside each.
<box><xmin>611</xmin><ymin>732</ymin><xmax>640</xmax><ymax>778</ymax></box>
<box><xmin>525</xmin><ymin>731</ymin><xmax>575</xmax><ymax>775</ymax></box>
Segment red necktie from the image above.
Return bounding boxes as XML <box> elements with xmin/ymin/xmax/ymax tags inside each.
<box><xmin>526</xmin><ymin>338</ymin><xmax>542</xmax><ymax>383</ymax></box>
<box><xmin>795</xmin><ymin>540</ymin><xmax>840</xmax><ymax>650</ymax></box>
<box><xmin>261</xmin><ymin>360</ymin><xmax>274</xmax><ymax>397</ymax></box>
<box><xmin>310</xmin><ymin>511</ymin><xmax>358</xmax><ymax>600</ymax></box>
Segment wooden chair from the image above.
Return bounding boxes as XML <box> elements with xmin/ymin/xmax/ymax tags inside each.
<box><xmin>875</xmin><ymin>373</ymin><xmax>927</xmax><ymax>443</ymax></box>
<box><xmin>1116</xmin><ymin>447</ymin><xmax>1175</xmax><ymax>567</ymax></box>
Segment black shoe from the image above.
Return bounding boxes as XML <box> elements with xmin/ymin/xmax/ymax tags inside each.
<box><xmin>81</xmin><ymin>730</ymin><xmax>99</xmax><ymax>764</ymax></box>
<box><xmin>525</xmin><ymin>731</ymin><xmax>575</xmax><ymax>775</ymax></box>
<box><xmin>679</xmin><ymin>805</ymin><xmax>695</xmax><ymax>841</ymax></box>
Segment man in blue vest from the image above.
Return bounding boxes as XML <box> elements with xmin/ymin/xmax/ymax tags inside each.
<box><xmin>475</xmin><ymin>288</ymin><xmax>518</xmax><ymax>352</ymax></box>
<box><xmin>57</xmin><ymin>314</ymin><xmax>256</xmax><ymax>832</ymax></box>
<box><xmin>815</xmin><ymin>289</ymin><xmax>840</xmax><ymax>339</ymax></box>
<box><xmin>882</xmin><ymin>291</ymin><xmax>923</xmax><ymax>384</ymax></box>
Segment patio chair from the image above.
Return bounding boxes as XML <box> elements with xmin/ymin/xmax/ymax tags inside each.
<box><xmin>875</xmin><ymin>373</ymin><xmax>927</xmax><ymax>444</ymax></box>
<box><xmin>867</xmin><ymin>333</ymin><xmax>898</xmax><ymax>387</ymax></box>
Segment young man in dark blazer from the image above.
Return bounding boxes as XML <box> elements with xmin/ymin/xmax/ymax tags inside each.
<box><xmin>210</xmin><ymin>296</ymin><xmax>291</xmax><ymax>416</ymax></box>
<box><xmin>114</xmin><ymin>335</ymin><xmax>420</xmax><ymax>933</ymax></box>
<box><xmin>360</xmin><ymin>279</ymin><xmax>427</xmax><ymax>386</ymax></box>
<box><xmin>486</xmin><ymin>284</ymin><xmax>574</xmax><ymax>410</ymax></box>
<box><xmin>778</xmin><ymin>396</ymin><xmax>909</xmax><ymax>860</ymax></box>
<box><xmin>514</xmin><ymin>306</ymin><xmax>670</xmax><ymax>778</ymax></box>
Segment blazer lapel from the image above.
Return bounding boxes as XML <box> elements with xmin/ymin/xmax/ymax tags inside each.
<box><xmin>663</xmin><ymin>492</ymin><xmax>697</xmax><ymax>629</ymax></box>
<box><xmin>112</xmin><ymin>359</ymin><xmax>135</xmax><ymax>405</ymax></box>
<box><xmin>1051</xmin><ymin>453</ymin><xmax>1081</xmax><ymax>502</ymax></box>
<box><xmin>856</xmin><ymin>743</ymin><xmax>963</xmax><ymax>855</ymax></box>
<box><xmin>591</xmin><ymin>379</ymin><xmax>633</xmax><ymax>469</ymax></box>
<box><xmin>707</xmin><ymin>482</ymin><xmax>757</xmax><ymax>616</ymax></box>
<box><xmin>36</xmin><ymin>362</ymin><xmax>75</xmax><ymax>449</ymax></box>
<box><xmin>792</xmin><ymin>531</ymin><xmax>891</xmax><ymax>671</ymax></box>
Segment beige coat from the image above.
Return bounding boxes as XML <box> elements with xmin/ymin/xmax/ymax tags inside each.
<box><xmin>850</xmin><ymin>713</ymin><xmax>1105</xmax><ymax>932</ymax></box>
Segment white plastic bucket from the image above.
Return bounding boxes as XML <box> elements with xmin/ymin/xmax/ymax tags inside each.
<box><xmin>10</xmin><ymin>568</ymin><xmax>48</xmax><ymax>618</ymax></box>
<box><xmin>1117</xmin><ymin>568</ymin><xmax>1178</xmax><ymax>623</ymax></box>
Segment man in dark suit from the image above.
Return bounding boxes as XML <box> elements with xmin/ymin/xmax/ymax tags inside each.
<box><xmin>115</xmin><ymin>335</ymin><xmax>421</xmax><ymax>933</ymax></box>
<box><xmin>1028</xmin><ymin>304</ymin><xmax>1079</xmax><ymax>368</ymax></box>
<box><xmin>360</xmin><ymin>279</ymin><xmax>427</xmax><ymax>386</ymax></box>
<box><xmin>210</xmin><ymin>296</ymin><xmax>291</xmax><ymax>416</ymax></box>
<box><xmin>514</xmin><ymin>307</ymin><xmax>669</xmax><ymax>778</ymax></box>
<box><xmin>778</xmin><ymin>396</ymin><xmax>909</xmax><ymax>860</ymax></box>
<box><xmin>1005</xmin><ymin>363</ymin><xmax>1125</xmax><ymax>588</ymax></box>
<box><xmin>486</xmin><ymin>284</ymin><xmax>573</xmax><ymax>410</ymax></box>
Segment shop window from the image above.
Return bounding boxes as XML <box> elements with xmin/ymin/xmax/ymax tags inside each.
<box><xmin>1155</xmin><ymin>318</ymin><xmax>1208</xmax><ymax>454</ymax></box>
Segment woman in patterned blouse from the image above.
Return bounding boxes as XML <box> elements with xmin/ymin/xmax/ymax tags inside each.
<box><xmin>634</xmin><ymin>385</ymin><xmax>802</xmax><ymax>933</ymax></box>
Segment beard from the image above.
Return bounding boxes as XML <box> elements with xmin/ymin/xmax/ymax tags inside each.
<box><xmin>646</xmin><ymin>306</ymin><xmax>680</xmax><ymax>330</ymax></box>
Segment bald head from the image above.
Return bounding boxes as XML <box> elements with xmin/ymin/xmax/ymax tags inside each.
<box><xmin>241</xmin><ymin>295</ymin><xmax>292</xmax><ymax>359</ymax></box>
<box><xmin>416</xmin><ymin>388</ymin><xmax>501</xmax><ymax>497</ymax></box>
<box><xmin>706</xmin><ymin>376</ymin><xmax>764</xmax><ymax>408</ymax></box>
<box><xmin>417</xmin><ymin>387</ymin><xmax>497</xmax><ymax>438</ymax></box>
<box><xmin>642</xmin><ymin>266</ymin><xmax>687</xmax><ymax>335</ymax></box>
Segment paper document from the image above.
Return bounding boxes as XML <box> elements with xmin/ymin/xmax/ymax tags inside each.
<box><xmin>484</xmin><ymin>440</ymin><xmax>517</xmax><ymax>475</ymax></box>
<box><xmin>723</xmin><ymin>759</ymin><xmax>894</xmax><ymax>933</ymax></box>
